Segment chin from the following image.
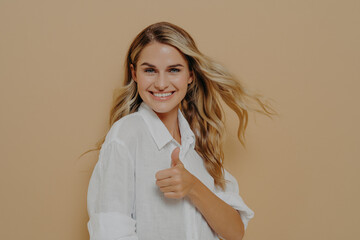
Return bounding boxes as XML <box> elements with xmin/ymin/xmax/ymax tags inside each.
<box><xmin>146</xmin><ymin>102</ymin><xmax>179</xmax><ymax>115</ymax></box>
<box><xmin>152</xmin><ymin>106</ymin><xmax>176</xmax><ymax>114</ymax></box>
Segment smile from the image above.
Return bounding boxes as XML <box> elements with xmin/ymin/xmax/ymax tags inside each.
<box><xmin>151</xmin><ymin>92</ymin><xmax>174</xmax><ymax>97</ymax></box>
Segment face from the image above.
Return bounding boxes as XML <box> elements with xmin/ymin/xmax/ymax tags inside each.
<box><xmin>130</xmin><ymin>42</ymin><xmax>193</xmax><ymax>118</ymax></box>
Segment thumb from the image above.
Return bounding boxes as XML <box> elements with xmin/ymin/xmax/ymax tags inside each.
<box><xmin>171</xmin><ymin>147</ymin><xmax>182</xmax><ymax>167</ymax></box>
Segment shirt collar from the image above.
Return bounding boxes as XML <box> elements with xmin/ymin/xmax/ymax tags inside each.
<box><xmin>137</xmin><ymin>102</ymin><xmax>195</xmax><ymax>150</ymax></box>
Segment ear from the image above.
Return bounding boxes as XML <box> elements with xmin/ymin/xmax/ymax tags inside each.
<box><xmin>188</xmin><ymin>71</ymin><xmax>193</xmax><ymax>84</ymax></box>
<box><xmin>130</xmin><ymin>64</ymin><xmax>137</xmax><ymax>82</ymax></box>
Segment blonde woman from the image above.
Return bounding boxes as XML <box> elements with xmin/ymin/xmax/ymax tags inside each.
<box><xmin>84</xmin><ymin>22</ymin><xmax>274</xmax><ymax>240</ymax></box>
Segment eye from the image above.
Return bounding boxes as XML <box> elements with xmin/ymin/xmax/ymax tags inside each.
<box><xmin>169</xmin><ymin>68</ymin><xmax>180</xmax><ymax>73</ymax></box>
<box><xmin>144</xmin><ymin>68</ymin><xmax>155</xmax><ymax>73</ymax></box>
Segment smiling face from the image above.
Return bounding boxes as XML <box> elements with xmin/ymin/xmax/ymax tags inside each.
<box><xmin>130</xmin><ymin>42</ymin><xmax>193</xmax><ymax>119</ymax></box>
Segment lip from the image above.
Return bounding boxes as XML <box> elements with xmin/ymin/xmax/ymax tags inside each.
<box><xmin>150</xmin><ymin>91</ymin><xmax>175</xmax><ymax>101</ymax></box>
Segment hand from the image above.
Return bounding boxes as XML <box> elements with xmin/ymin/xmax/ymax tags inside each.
<box><xmin>155</xmin><ymin>147</ymin><xmax>197</xmax><ymax>199</ymax></box>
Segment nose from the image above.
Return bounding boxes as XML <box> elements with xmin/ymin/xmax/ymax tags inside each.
<box><xmin>154</xmin><ymin>72</ymin><xmax>169</xmax><ymax>90</ymax></box>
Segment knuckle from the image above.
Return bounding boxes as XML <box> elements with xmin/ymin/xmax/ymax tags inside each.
<box><xmin>165</xmin><ymin>192</ymin><xmax>174</xmax><ymax>199</ymax></box>
<box><xmin>173</xmin><ymin>177</ymin><xmax>181</xmax><ymax>185</ymax></box>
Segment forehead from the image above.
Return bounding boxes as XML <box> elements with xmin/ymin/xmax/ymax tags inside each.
<box><xmin>137</xmin><ymin>42</ymin><xmax>188</xmax><ymax>66</ymax></box>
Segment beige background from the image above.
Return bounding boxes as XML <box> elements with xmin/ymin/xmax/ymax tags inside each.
<box><xmin>1</xmin><ymin>0</ymin><xmax>359</xmax><ymax>239</ymax></box>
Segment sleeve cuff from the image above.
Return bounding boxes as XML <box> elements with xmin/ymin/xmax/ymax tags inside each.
<box><xmin>215</xmin><ymin>191</ymin><xmax>255</xmax><ymax>230</ymax></box>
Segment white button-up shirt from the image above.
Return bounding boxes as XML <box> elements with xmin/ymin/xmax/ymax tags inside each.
<box><xmin>87</xmin><ymin>102</ymin><xmax>254</xmax><ymax>240</ymax></box>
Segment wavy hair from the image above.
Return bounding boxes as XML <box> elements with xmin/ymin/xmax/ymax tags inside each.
<box><xmin>80</xmin><ymin>22</ymin><xmax>276</xmax><ymax>190</ymax></box>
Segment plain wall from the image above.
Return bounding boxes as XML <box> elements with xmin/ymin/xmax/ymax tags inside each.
<box><xmin>0</xmin><ymin>0</ymin><xmax>359</xmax><ymax>239</ymax></box>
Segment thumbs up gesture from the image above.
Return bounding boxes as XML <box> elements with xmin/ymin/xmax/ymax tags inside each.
<box><xmin>155</xmin><ymin>147</ymin><xmax>197</xmax><ymax>199</ymax></box>
<box><xmin>170</xmin><ymin>147</ymin><xmax>182</xmax><ymax>167</ymax></box>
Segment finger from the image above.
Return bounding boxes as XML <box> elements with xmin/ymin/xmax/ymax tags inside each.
<box><xmin>156</xmin><ymin>178</ymin><xmax>173</xmax><ymax>187</ymax></box>
<box><xmin>164</xmin><ymin>192</ymin><xmax>181</xmax><ymax>199</ymax></box>
<box><xmin>155</xmin><ymin>169</ymin><xmax>174</xmax><ymax>180</ymax></box>
<box><xmin>171</xmin><ymin>147</ymin><xmax>182</xmax><ymax>167</ymax></box>
<box><xmin>159</xmin><ymin>185</ymin><xmax>179</xmax><ymax>193</ymax></box>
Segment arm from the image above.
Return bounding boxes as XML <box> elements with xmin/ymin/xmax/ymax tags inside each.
<box><xmin>155</xmin><ymin>148</ymin><xmax>249</xmax><ymax>240</ymax></box>
<box><xmin>87</xmin><ymin>141</ymin><xmax>138</xmax><ymax>240</ymax></box>
<box><xmin>187</xmin><ymin>178</ymin><xmax>244</xmax><ymax>240</ymax></box>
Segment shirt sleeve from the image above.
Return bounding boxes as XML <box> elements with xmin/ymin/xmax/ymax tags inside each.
<box><xmin>87</xmin><ymin>140</ymin><xmax>138</xmax><ymax>240</ymax></box>
<box><xmin>214</xmin><ymin>169</ymin><xmax>254</xmax><ymax>231</ymax></box>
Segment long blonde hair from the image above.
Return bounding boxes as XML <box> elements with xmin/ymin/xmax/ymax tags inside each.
<box><xmin>80</xmin><ymin>22</ymin><xmax>276</xmax><ymax>190</ymax></box>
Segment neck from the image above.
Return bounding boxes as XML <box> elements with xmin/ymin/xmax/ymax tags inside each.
<box><xmin>155</xmin><ymin>107</ymin><xmax>181</xmax><ymax>145</ymax></box>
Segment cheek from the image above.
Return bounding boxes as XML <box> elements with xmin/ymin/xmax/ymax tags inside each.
<box><xmin>136</xmin><ymin>76</ymin><xmax>153</xmax><ymax>89</ymax></box>
<box><xmin>174</xmin><ymin>76</ymin><xmax>190</xmax><ymax>91</ymax></box>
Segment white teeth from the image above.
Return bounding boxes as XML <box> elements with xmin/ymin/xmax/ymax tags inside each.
<box><xmin>153</xmin><ymin>92</ymin><xmax>173</xmax><ymax>97</ymax></box>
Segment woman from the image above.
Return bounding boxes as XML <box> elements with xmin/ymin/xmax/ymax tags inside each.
<box><xmin>84</xmin><ymin>22</ymin><xmax>274</xmax><ymax>240</ymax></box>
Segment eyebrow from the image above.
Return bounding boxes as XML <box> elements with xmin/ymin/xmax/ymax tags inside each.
<box><xmin>139</xmin><ymin>62</ymin><xmax>184</xmax><ymax>68</ymax></box>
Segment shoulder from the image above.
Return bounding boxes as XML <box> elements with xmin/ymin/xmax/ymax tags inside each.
<box><xmin>104</xmin><ymin>112</ymin><xmax>147</xmax><ymax>146</ymax></box>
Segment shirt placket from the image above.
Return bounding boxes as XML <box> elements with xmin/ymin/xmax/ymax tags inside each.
<box><xmin>177</xmin><ymin>138</ymin><xmax>198</xmax><ymax>240</ymax></box>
